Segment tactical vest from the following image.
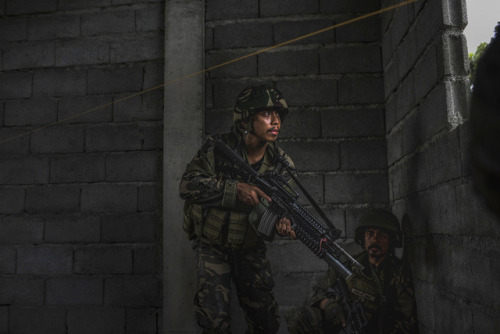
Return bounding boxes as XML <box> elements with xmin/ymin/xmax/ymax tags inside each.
<box><xmin>182</xmin><ymin>132</ymin><xmax>293</xmax><ymax>249</ymax></box>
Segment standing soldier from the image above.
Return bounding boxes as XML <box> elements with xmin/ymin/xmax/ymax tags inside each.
<box><xmin>179</xmin><ymin>85</ymin><xmax>296</xmax><ymax>334</ymax></box>
<box><xmin>286</xmin><ymin>208</ymin><xmax>419</xmax><ymax>334</ymax></box>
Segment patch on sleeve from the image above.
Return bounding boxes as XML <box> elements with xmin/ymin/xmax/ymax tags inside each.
<box><xmin>351</xmin><ymin>288</ymin><xmax>376</xmax><ymax>302</ymax></box>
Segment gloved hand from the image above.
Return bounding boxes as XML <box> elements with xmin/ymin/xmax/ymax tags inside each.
<box><xmin>324</xmin><ymin>300</ymin><xmax>346</xmax><ymax>327</ymax></box>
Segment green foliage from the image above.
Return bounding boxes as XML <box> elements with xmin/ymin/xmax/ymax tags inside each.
<box><xmin>469</xmin><ymin>42</ymin><xmax>488</xmax><ymax>85</ymax></box>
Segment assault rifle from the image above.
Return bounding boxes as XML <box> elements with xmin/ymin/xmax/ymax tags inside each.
<box><xmin>214</xmin><ymin>139</ymin><xmax>363</xmax><ymax>279</ymax></box>
<box><xmin>327</xmin><ymin>279</ymin><xmax>367</xmax><ymax>334</ymax></box>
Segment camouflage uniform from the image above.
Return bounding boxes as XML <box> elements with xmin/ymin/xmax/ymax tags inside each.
<box><xmin>179</xmin><ymin>85</ymin><xmax>295</xmax><ymax>334</ymax></box>
<box><xmin>286</xmin><ymin>209</ymin><xmax>418</xmax><ymax>334</ymax></box>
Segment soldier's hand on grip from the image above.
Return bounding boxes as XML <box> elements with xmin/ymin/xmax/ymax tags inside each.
<box><xmin>237</xmin><ymin>182</ymin><xmax>272</xmax><ymax>207</ymax></box>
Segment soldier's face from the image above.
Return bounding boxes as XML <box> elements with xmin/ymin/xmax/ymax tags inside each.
<box><xmin>364</xmin><ymin>228</ymin><xmax>390</xmax><ymax>259</ymax></box>
<box><xmin>249</xmin><ymin>109</ymin><xmax>281</xmax><ymax>142</ymax></box>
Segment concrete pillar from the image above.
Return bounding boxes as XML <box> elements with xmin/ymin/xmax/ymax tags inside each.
<box><xmin>163</xmin><ymin>0</ymin><xmax>204</xmax><ymax>332</ymax></box>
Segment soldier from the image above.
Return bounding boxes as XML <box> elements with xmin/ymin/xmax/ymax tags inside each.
<box><xmin>179</xmin><ymin>85</ymin><xmax>296</xmax><ymax>334</ymax></box>
<box><xmin>286</xmin><ymin>208</ymin><xmax>419</xmax><ymax>334</ymax></box>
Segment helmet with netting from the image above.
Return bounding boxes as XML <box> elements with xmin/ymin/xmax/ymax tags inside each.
<box><xmin>354</xmin><ymin>208</ymin><xmax>403</xmax><ymax>249</ymax></box>
<box><xmin>233</xmin><ymin>85</ymin><xmax>288</xmax><ymax>132</ymax></box>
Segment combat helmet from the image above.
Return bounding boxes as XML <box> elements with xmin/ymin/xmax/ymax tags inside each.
<box><xmin>233</xmin><ymin>85</ymin><xmax>288</xmax><ymax>133</ymax></box>
<box><xmin>354</xmin><ymin>208</ymin><xmax>403</xmax><ymax>249</ymax></box>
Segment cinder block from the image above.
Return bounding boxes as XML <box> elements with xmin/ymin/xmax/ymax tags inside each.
<box><xmin>110</xmin><ymin>35</ymin><xmax>163</xmax><ymax>63</ymax></box>
<box><xmin>0</xmin><ymin>157</ymin><xmax>49</xmax><ymax>185</ymax></box>
<box><xmin>434</xmin><ymin>291</ymin><xmax>473</xmax><ymax>334</ymax></box>
<box><xmin>414</xmin><ymin>0</ymin><xmax>442</xmax><ymax>53</ymax></box>
<box><xmin>4</xmin><ymin>98</ymin><xmax>57</xmax><ymax>126</ymax></box>
<box><xmin>259</xmin><ymin>49</ymin><xmax>318</xmax><ymax>76</ymax></box>
<box><xmin>30</xmin><ymin>125</ymin><xmax>85</xmax><ymax>154</ymax></box>
<box><xmin>140</xmin><ymin>90</ymin><xmax>163</xmax><ymax>121</ymax></box>
<box><xmin>0</xmin><ymin>129</ymin><xmax>29</xmax><ymax>156</ymax></box>
<box><xmin>395</xmin><ymin>73</ymin><xmax>415</xmax><ymax>123</ymax></box>
<box><xmin>50</xmin><ymin>154</ymin><xmax>105</xmax><ymax>183</ymax></box>
<box><xmin>268</xmin><ymin>239</ymin><xmax>327</xmax><ymax>274</ymax></box>
<box><xmin>206</xmin><ymin>50</ymin><xmax>257</xmax><ymax>79</ymax></box>
<box><xmin>340</xmin><ymin>139</ymin><xmax>387</xmax><ymax>170</ymax></box>
<box><xmin>0</xmin><ymin>306</ymin><xmax>7</xmax><ymax>333</ymax></box>
<box><xmin>133</xmin><ymin>245</ymin><xmax>160</xmax><ymax>274</ymax></box>
<box><xmin>294</xmin><ymin>173</ymin><xmax>324</xmax><ymax>205</ymax></box>
<box><xmin>214</xmin><ymin>22</ymin><xmax>273</xmax><ymax>49</ymax></box>
<box><xmin>33</xmin><ymin>69</ymin><xmax>86</xmax><ymax>97</ymax></box>
<box><xmin>442</xmin><ymin>0</ymin><xmax>467</xmax><ymax>28</ymax></box>
<box><xmin>56</xmin><ymin>39</ymin><xmax>110</xmax><ymax>67</ymax></box>
<box><xmin>427</xmin><ymin>130</ymin><xmax>461</xmax><ymax>186</ymax></box>
<box><xmin>0</xmin><ymin>216</ymin><xmax>43</xmax><ymax>244</ymax></box>
<box><xmin>397</xmin><ymin>28</ymin><xmax>418</xmax><ymax>79</ymax></box>
<box><xmin>140</xmin><ymin>122</ymin><xmax>163</xmax><ymax>150</ymax></box>
<box><xmin>46</xmin><ymin>277</ymin><xmax>103</xmax><ymax>305</ymax></box>
<box><xmin>17</xmin><ymin>246</ymin><xmax>73</xmax><ymax>275</ymax></box>
<box><xmin>206</xmin><ymin>0</ymin><xmax>257</xmax><ymax>20</ymax></box>
<box><xmin>75</xmin><ymin>245</ymin><xmax>132</xmax><ymax>274</ymax></box>
<box><xmin>338</xmin><ymin>76</ymin><xmax>384</xmax><ymax>104</ymax></box>
<box><xmin>320</xmin><ymin>45</ymin><xmax>381</xmax><ymax>74</ymax></box>
<box><xmin>277</xmin><ymin>78</ymin><xmax>338</xmax><ymax>107</ymax></box>
<box><xmin>389</xmin><ymin>2</ymin><xmax>414</xmax><ymax>49</ymax></box>
<box><xmin>81</xmin><ymin>184</ymin><xmax>137</xmax><ymax>213</ymax></box>
<box><xmin>274</xmin><ymin>19</ymin><xmax>335</xmax><ymax>45</ymax></box>
<box><xmin>101</xmin><ymin>213</ymin><xmax>158</xmax><ymax>243</ymax></box>
<box><xmin>438</xmin><ymin>33</ymin><xmax>468</xmax><ymax>77</ymax></box>
<box><xmin>0</xmin><ymin>277</ymin><xmax>44</xmax><ymax>305</ymax></box>
<box><xmin>0</xmin><ymin>246</ymin><xmax>16</xmax><ymax>273</ymax></box>
<box><xmin>278</xmin><ymin>141</ymin><xmax>339</xmax><ymax>172</ymax></box>
<box><xmin>5</xmin><ymin>0</ymin><xmax>57</xmax><ymax>15</ymax></box>
<box><xmin>28</xmin><ymin>14</ymin><xmax>79</xmax><ymax>40</ymax></box>
<box><xmin>87</xmin><ymin>66</ymin><xmax>143</xmax><ymax>95</ymax></box>
<box><xmin>205</xmin><ymin>27</ymin><xmax>214</xmax><ymax>50</ymax></box>
<box><xmin>386</xmin><ymin>130</ymin><xmax>403</xmax><ymax>166</ymax></box>
<box><xmin>58</xmin><ymin>0</ymin><xmax>110</xmax><ymax>11</ymax></box>
<box><xmin>383</xmin><ymin>56</ymin><xmax>399</xmax><ymax>98</ymax></box>
<box><xmin>427</xmin><ymin>184</ymin><xmax>459</xmax><ymax>234</ymax></box>
<box><xmin>205</xmin><ymin>110</ymin><xmax>232</xmax><ymax>135</ymax></box>
<box><xmin>67</xmin><ymin>307</ymin><xmax>126</xmax><ymax>334</ymax></box>
<box><xmin>104</xmin><ymin>276</ymin><xmax>161</xmax><ymax>306</ymax></box>
<box><xmin>320</xmin><ymin>0</ymin><xmax>378</xmax><ymax>13</ymax></box>
<box><xmin>9</xmin><ymin>307</ymin><xmax>66</xmax><ymax>334</ymax></box>
<box><xmin>126</xmin><ymin>308</ymin><xmax>161</xmax><ymax>334</ymax></box>
<box><xmin>279</xmin><ymin>109</ymin><xmax>321</xmax><ymax>139</ymax></box>
<box><xmin>336</xmin><ymin>16</ymin><xmax>380</xmax><ymax>43</ymax></box>
<box><xmin>414</xmin><ymin>46</ymin><xmax>439</xmax><ymax>104</ymax></box>
<box><xmin>44</xmin><ymin>216</ymin><xmax>101</xmax><ymax>243</ymax></box>
<box><xmin>136</xmin><ymin>3</ymin><xmax>164</xmax><ymax>31</ymax></box>
<box><xmin>143</xmin><ymin>61</ymin><xmax>164</xmax><ymax>90</ymax></box>
<box><xmin>406</xmin><ymin>150</ymin><xmax>430</xmax><ymax>194</ymax></box>
<box><xmin>261</xmin><ymin>0</ymin><xmax>318</xmax><ymax>17</ymax></box>
<box><xmin>0</xmin><ymin>72</ymin><xmax>32</xmax><ymax>99</ymax></box>
<box><xmin>58</xmin><ymin>95</ymin><xmax>113</xmax><ymax>124</ymax></box>
<box><xmin>138</xmin><ymin>184</ymin><xmax>160</xmax><ymax>212</ymax></box>
<box><xmin>0</xmin><ymin>17</ymin><xmax>27</xmax><ymax>41</ymax></box>
<box><xmin>324</xmin><ymin>173</ymin><xmax>389</xmax><ymax>204</ymax></box>
<box><xmin>0</xmin><ymin>187</ymin><xmax>25</xmax><ymax>214</ymax></box>
<box><xmin>85</xmin><ymin>124</ymin><xmax>142</xmax><ymax>152</ymax></box>
<box><xmin>81</xmin><ymin>9</ymin><xmax>135</xmax><ymax>36</ymax></box>
<box><xmin>106</xmin><ymin>151</ymin><xmax>160</xmax><ymax>182</ymax></box>
<box><xmin>388</xmin><ymin>161</ymin><xmax>409</xmax><ymax>201</ymax></box>
<box><xmin>321</xmin><ymin>108</ymin><xmax>385</xmax><ymax>138</ymax></box>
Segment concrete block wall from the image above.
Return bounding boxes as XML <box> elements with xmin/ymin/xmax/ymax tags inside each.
<box><xmin>204</xmin><ymin>0</ymin><xmax>388</xmax><ymax>332</ymax></box>
<box><xmin>382</xmin><ymin>0</ymin><xmax>500</xmax><ymax>333</ymax></box>
<box><xmin>0</xmin><ymin>1</ymin><xmax>164</xmax><ymax>333</ymax></box>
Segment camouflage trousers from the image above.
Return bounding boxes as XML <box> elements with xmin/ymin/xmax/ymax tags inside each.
<box><xmin>193</xmin><ymin>240</ymin><xmax>280</xmax><ymax>334</ymax></box>
<box><xmin>286</xmin><ymin>305</ymin><xmax>342</xmax><ymax>334</ymax></box>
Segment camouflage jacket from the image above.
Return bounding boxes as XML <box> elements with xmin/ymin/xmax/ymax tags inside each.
<box><xmin>311</xmin><ymin>251</ymin><xmax>418</xmax><ymax>334</ymax></box>
<box><xmin>179</xmin><ymin>129</ymin><xmax>295</xmax><ymax>249</ymax></box>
